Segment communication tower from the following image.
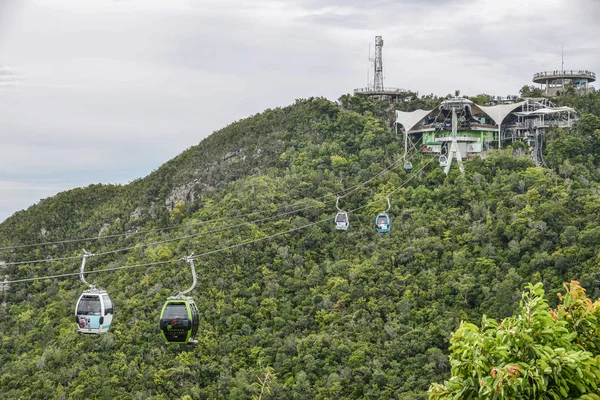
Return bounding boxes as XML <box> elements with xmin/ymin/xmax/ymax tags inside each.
<box><xmin>354</xmin><ymin>36</ymin><xmax>406</xmax><ymax>101</ymax></box>
<box><xmin>373</xmin><ymin>36</ymin><xmax>384</xmax><ymax>90</ymax></box>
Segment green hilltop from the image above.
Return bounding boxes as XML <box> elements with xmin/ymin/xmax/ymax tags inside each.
<box><xmin>1</xmin><ymin>90</ymin><xmax>600</xmax><ymax>399</ymax></box>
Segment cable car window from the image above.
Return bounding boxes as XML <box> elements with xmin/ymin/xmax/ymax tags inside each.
<box><xmin>336</xmin><ymin>214</ymin><xmax>347</xmax><ymax>223</ymax></box>
<box><xmin>163</xmin><ymin>303</ymin><xmax>188</xmax><ymax>319</ymax></box>
<box><xmin>77</xmin><ymin>296</ymin><xmax>101</xmax><ymax>316</ymax></box>
<box><xmin>102</xmin><ymin>295</ymin><xmax>113</xmax><ymax>315</ymax></box>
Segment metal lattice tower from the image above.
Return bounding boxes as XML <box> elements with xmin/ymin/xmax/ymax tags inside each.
<box><xmin>373</xmin><ymin>36</ymin><xmax>384</xmax><ymax>90</ymax></box>
<box><xmin>354</xmin><ymin>36</ymin><xmax>404</xmax><ymax>101</ymax></box>
<box><xmin>440</xmin><ymin>98</ymin><xmax>470</xmax><ymax>176</ymax></box>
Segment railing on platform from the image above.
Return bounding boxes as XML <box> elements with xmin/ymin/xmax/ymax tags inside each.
<box><xmin>354</xmin><ymin>86</ymin><xmax>407</xmax><ymax>94</ymax></box>
<box><xmin>533</xmin><ymin>70</ymin><xmax>596</xmax><ymax>80</ymax></box>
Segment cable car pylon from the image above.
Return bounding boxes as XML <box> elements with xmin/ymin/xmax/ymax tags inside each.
<box><xmin>75</xmin><ymin>250</ymin><xmax>114</xmax><ymax>334</ymax></box>
<box><xmin>441</xmin><ymin>98</ymin><xmax>466</xmax><ymax>175</ymax></box>
<box><xmin>159</xmin><ymin>255</ymin><xmax>200</xmax><ymax>345</ymax></box>
<box><xmin>402</xmin><ymin>122</ymin><xmax>413</xmax><ymax>172</ymax></box>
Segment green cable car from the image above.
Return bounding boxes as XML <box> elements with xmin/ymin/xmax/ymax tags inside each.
<box><xmin>159</xmin><ymin>298</ymin><xmax>199</xmax><ymax>344</ymax></box>
<box><xmin>160</xmin><ymin>255</ymin><xmax>200</xmax><ymax>345</ymax></box>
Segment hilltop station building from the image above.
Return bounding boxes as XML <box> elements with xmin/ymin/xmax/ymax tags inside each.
<box><xmin>353</xmin><ymin>36</ymin><xmax>592</xmax><ymax>167</ymax></box>
<box><xmin>396</xmin><ymin>98</ymin><xmax>576</xmax><ymax>166</ymax></box>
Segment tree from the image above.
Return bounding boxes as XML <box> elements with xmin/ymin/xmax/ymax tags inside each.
<box><xmin>519</xmin><ymin>85</ymin><xmax>544</xmax><ymax>98</ymax></box>
<box><xmin>428</xmin><ymin>281</ymin><xmax>600</xmax><ymax>399</ymax></box>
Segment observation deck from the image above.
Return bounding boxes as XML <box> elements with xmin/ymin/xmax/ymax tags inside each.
<box><xmin>354</xmin><ymin>86</ymin><xmax>408</xmax><ymax>100</ymax></box>
<box><xmin>533</xmin><ymin>70</ymin><xmax>596</xmax><ymax>84</ymax></box>
<box><xmin>533</xmin><ymin>70</ymin><xmax>596</xmax><ymax>94</ymax></box>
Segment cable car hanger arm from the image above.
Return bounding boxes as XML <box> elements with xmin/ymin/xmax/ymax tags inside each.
<box><xmin>172</xmin><ymin>254</ymin><xmax>197</xmax><ymax>298</ymax></box>
<box><xmin>79</xmin><ymin>249</ymin><xmax>95</xmax><ymax>289</ymax></box>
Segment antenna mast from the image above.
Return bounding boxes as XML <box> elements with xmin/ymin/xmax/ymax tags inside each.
<box><xmin>561</xmin><ymin>43</ymin><xmax>564</xmax><ymax>74</ymax></box>
<box><xmin>562</xmin><ymin>43</ymin><xmax>565</xmax><ymax>89</ymax></box>
<box><xmin>373</xmin><ymin>36</ymin><xmax>384</xmax><ymax>90</ymax></box>
<box><xmin>367</xmin><ymin>42</ymin><xmax>371</xmax><ymax>88</ymax></box>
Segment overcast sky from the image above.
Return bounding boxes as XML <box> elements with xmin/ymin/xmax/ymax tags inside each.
<box><xmin>0</xmin><ymin>0</ymin><xmax>599</xmax><ymax>222</ymax></box>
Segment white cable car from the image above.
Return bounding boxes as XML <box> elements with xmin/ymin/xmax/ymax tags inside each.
<box><xmin>439</xmin><ymin>155</ymin><xmax>448</xmax><ymax>167</ymax></box>
<box><xmin>404</xmin><ymin>161</ymin><xmax>413</xmax><ymax>172</ymax></box>
<box><xmin>335</xmin><ymin>197</ymin><xmax>349</xmax><ymax>230</ymax></box>
<box><xmin>335</xmin><ymin>212</ymin><xmax>349</xmax><ymax>230</ymax></box>
<box><xmin>75</xmin><ymin>251</ymin><xmax>113</xmax><ymax>334</ymax></box>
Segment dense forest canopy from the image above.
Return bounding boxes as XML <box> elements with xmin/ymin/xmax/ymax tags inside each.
<box><xmin>1</xmin><ymin>90</ymin><xmax>600</xmax><ymax>399</ymax></box>
<box><xmin>429</xmin><ymin>281</ymin><xmax>600</xmax><ymax>399</ymax></box>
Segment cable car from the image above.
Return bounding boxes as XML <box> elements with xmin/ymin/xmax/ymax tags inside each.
<box><xmin>160</xmin><ymin>255</ymin><xmax>200</xmax><ymax>345</ymax></box>
<box><xmin>404</xmin><ymin>161</ymin><xmax>413</xmax><ymax>172</ymax></box>
<box><xmin>375</xmin><ymin>213</ymin><xmax>391</xmax><ymax>233</ymax></box>
<box><xmin>335</xmin><ymin>212</ymin><xmax>349</xmax><ymax>230</ymax></box>
<box><xmin>160</xmin><ymin>297</ymin><xmax>200</xmax><ymax>345</ymax></box>
<box><xmin>335</xmin><ymin>196</ymin><xmax>349</xmax><ymax>230</ymax></box>
<box><xmin>75</xmin><ymin>289</ymin><xmax>113</xmax><ymax>334</ymax></box>
<box><xmin>439</xmin><ymin>155</ymin><xmax>448</xmax><ymax>167</ymax></box>
<box><xmin>75</xmin><ymin>250</ymin><xmax>113</xmax><ymax>334</ymax></box>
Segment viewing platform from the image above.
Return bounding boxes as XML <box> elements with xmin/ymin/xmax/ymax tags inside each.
<box><xmin>533</xmin><ymin>70</ymin><xmax>596</xmax><ymax>83</ymax></box>
<box><xmin>533</xmin><ymin>70</ymin><xmax>596</xmax><ymax>94</ymax></box>
<box><xmin>354</xmin><ymin>86</ymin><xmax>408</xmax><ymax>98</ymax></box>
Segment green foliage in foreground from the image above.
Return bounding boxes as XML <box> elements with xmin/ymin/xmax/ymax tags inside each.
<box><xmin>0</xmin><ymin>92</ymin><xmax>600</xmax><ymax>399</ymax></box>
<box><xmin>429</xmin><ymin>281</ymin><xmax>600</xmax><ymax>399</ymax></box>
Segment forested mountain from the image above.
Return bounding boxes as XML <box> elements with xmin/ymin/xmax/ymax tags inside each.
<box><xmin>1</xmin><ymin>91</ymin><xmax>600</xmax><ymax>399</ymax></box>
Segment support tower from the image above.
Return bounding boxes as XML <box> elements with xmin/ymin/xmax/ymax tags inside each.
<box><xmin>439</xmin><ymin>98</ymin><xmax>469</xmax><ymax>176</ymax></box>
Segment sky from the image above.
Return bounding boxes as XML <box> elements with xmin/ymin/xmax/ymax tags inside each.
<box><xmin>0</xmin><ymin>0</ymin><xmax>599</xmax><ymax>222</ymax></box>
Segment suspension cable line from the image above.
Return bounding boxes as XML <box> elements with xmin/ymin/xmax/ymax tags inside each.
<box><xmin>2</xmin><ymin>216</ymin><xmax>334</xmax><ymax>284</ymax></box>
<box><xmin>0</xmin><ymin>149</ymin><xmax>418</xmax><ymax>253</ymax></box>
<box><xmin>0</xmin><ymin>202</ymin><xmax>320</xmax><ymax>266</ymax></box>
<box><xmin>2</xmin><ymin>156</ymin><xmax>435</xmax><ymax>285</ymax></box>
<box><xmin>0</xmin><ymin>148</ymin><xmax>425</xmax><ymax>263</ymax></box>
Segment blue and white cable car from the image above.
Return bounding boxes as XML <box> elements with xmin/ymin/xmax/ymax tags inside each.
<box><xmin>376</xmin><ymin>213</ymin><xmax>391</xmax><ymax>233</ymax></box>
<box><xmin>75</xmin><ymin>250</ymin><xmax>113</xmax><ymax>334</ymax></box>
<box><xmin>75</xmin><ymin>289</ymin><xmax>113</xmax><ymax>334</ymax></box>
<box><xmin>375</xmin><ymin>197</ymin><xmax>391</xmax><ymax>233</ymax></box>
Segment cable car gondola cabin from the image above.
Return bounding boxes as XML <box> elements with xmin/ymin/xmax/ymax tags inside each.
<box><xmin>160</xmin><ymin>298</ymin><xmax>199</xmax><ymax>345</ymax></box>
<box><xmin>335</xmin><ymin>212</ymin><xmax>349</xmax><ymax>230</ymax></box>
<box><xmin>404</xmin><ymin>161</ymin><xmax>413</xmax><ymax>172</ymax></box>
<box><xmin>376</xmin><ymin>213</ymin><xmax>391</xmax><ymax>233</ymax></box>
<box><xmin>439</xmin><ymin>155</ymin><xmax>448</xmax><ymax>167</ymax></box>
<box><xmin>75</xmin><ymin>289</ymin><xmax>113</xmax><ymax>334</ymax></box>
